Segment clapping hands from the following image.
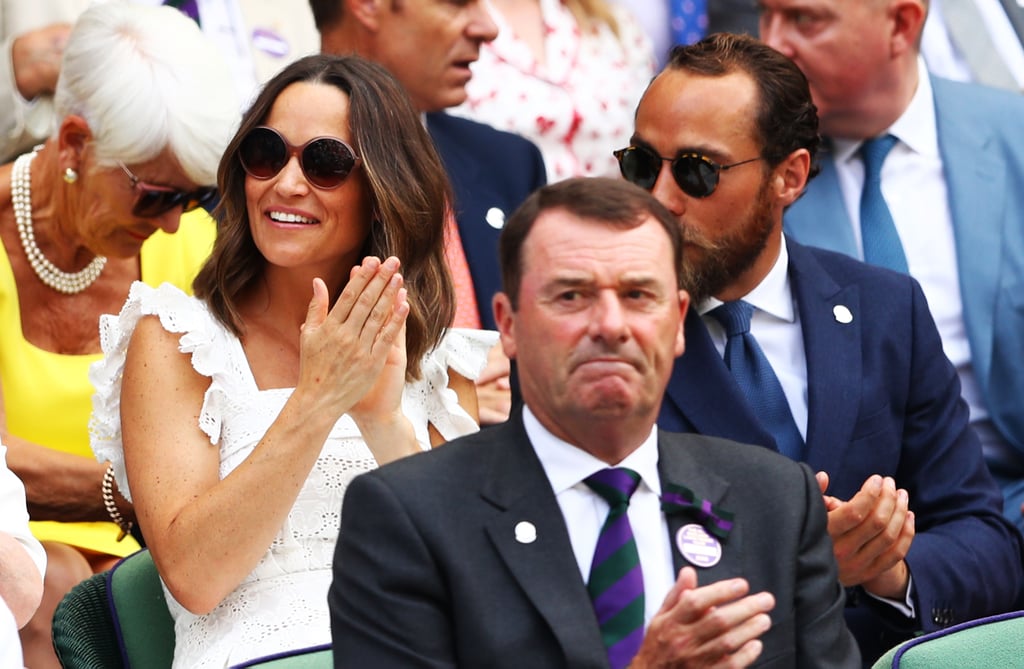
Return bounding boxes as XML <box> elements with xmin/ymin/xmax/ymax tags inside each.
<box><xmin>630</xmin><ymin>567</ymin><xmax>775</xmax><ymax>668</ymax></box>
<box><xmin>816</xmin><ymin>472</ymin><xmax>914</xmax><ymax>599</ymax></box>
<box><xmin>296</xmin><ymin>256</ymin><xmax>410</xmax><ymax>432</ymax></box>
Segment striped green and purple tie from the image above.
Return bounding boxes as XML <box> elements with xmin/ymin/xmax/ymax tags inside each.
<box><xmin>585</xmin><ymin>467</ymin><xmax>645</xmax><ymax>669</ymax></box>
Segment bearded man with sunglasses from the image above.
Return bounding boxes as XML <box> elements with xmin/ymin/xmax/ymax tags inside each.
<box><xmin>617</xmin><ymin>33</ymin><xmax>1023</xmax><ymax>665</ymax></box>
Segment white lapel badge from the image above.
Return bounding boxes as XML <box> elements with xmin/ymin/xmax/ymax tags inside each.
<box><xmin>832</xmin><ymin>305</ymin><xmax>853</xmax><ymax>324</ymax></box>
<box><xmin>514</xmin><ymin>521</ymin><xmax>537</xmax><ymax>544</ymax></box>
<box><xmin>485</xmin><ymin>207</ymin><xmax>506</xmax><ymax>230</ymax></box>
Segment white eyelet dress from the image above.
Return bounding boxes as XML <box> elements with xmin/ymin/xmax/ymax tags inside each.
<box><xmin>89</xmin><ymin>281</ymin><xmax>497</xmax><ymax>668</ymax></box>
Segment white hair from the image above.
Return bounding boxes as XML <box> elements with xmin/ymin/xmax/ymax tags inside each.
<box><xmin>54</xmin><ymin>3</ymin><xmax>239</xmax><ymax>185</ymax></box>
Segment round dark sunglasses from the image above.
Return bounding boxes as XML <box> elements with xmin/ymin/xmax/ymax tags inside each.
<box><xmin>119</xmin><ymin>162</ymin><xmax>218</xmax><ymax>218</ymax></box>
<box><xmin>238</xmin><ymin>126</ymin><xmax>362</xmax><ymax>190</ymax></box>
<box><xmin>613</xmin><ymin>145</ymin><xmax>762</xmax><ymax>198</ymax></box>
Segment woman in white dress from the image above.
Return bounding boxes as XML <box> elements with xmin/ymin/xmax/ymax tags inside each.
<box><xmin>90</xmin><ymin>54</ymin><xmax>496</xmax><ymax>668</ymax></box>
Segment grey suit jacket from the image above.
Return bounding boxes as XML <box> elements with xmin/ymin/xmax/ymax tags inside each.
<box><xmin>330</xmin><ymin>412</ymin><xmax>860</xmax><ymax>668</ymax></box>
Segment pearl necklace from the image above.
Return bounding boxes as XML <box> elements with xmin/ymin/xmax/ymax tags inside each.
<box><xmin>12</xmin><ymin>147</ymin><xmax>106</xmax><ymax>294</ymax></box>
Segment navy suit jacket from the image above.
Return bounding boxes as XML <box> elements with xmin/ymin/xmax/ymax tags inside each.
<box><xmin>658</xmin><ymin>240</ymin><xmax>1024</xmax><ymax>663</ymax></box>
<box><xmin>426</xmin><ymin>112</ymin><xmax>547</xmax><ymax>330</ymax></box>
<box><xmin>783</xmin><ymin>76</ymin><xmax>1024</xmax><ymax>469</ymax></box>
<box><xmin>331</xmin><ymin>411</ymin><xmax>860</xmax><ymax>668</ymax></box>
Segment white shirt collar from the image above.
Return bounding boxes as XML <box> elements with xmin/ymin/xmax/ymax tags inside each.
<box><xmin>698</xmin><ymin>235</ymin><xmax>795</xmax><ymax>323</ymax></box>
<box><xmin>523</xmin><ymin>405</ymin><xmax>662</xmax><ymax>497</ymax></box>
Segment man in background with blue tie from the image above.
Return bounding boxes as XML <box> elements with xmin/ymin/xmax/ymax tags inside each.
<box><xmin>330</xmin><ymin>177</ymin><xmax>858</xmax><ymax>668</ymax></box>
<box><xmin>618</xmin><ymin>32</ymin><xmax>1023</xmax><ymax>665</ymax></box>
<box><xmin>760</xmin><ymin>0</ymin><xmax>1024</xmax><ymax>535</ymax></box>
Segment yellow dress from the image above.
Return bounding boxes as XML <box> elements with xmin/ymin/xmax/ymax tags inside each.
<box><xmin>0</xmin><ymin>208</ymin><xmax>215</xmax><ymax>557</ymax></box>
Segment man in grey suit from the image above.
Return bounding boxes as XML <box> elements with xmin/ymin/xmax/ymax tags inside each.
<box><xmin>760</xmin><ymin>0</ymin><xmax>1024</xmax><ymax>534</ymax></box>
<box><xmin>329</xmin><ymin>177</ymin><xmax>860</xmax><ymax>668</ymax></box>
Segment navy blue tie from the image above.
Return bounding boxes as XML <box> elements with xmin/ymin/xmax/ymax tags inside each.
<box><xmin>859</xmin><ymin>134</ymin><xmax>908</xmax><ymax>273</ymax></box>
<box><xmin>709</xmin><ymin>301</ymin><xmax>805</xmax><ymax>460</ymax></box>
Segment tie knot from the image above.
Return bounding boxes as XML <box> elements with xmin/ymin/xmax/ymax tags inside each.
<box><xmin>860</xmin><ymin>134</ymin><xmax>898</xmax><ymax>178</ymax></box>
<box><xmin>708</xmin><ymin>300</ymin><xmax>754</xmax><ymax>337</ymax></box>
<box><xmin>585</xmin><ymin>468</ymin><xmax>641</xmax><ymax>507</ymax></box>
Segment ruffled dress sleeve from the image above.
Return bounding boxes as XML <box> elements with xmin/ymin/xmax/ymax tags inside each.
<box><xmin>89</xmin><ymin>281</ymin><xmax>240</xmax><ymax>502</ymax></box>
<box><xmin>403</xmin><ymin>328</ymin><xmax>500</xmax><ymax>445</ymax></box>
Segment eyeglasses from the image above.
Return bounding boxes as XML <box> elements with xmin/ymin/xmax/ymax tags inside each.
<box><xmin>613</xmin><ymin>145</ymin><xmax>763</xmax><ymax>198</ymax></box>
<box><xmin>119</xmin><ymin>162</ymin><xmax>218</xmax><ymax>218</ymax></box>
<box><xmin>238</xmin><ymin>126</ymin><xmax>362</xmax><ymax>190</ymax></box>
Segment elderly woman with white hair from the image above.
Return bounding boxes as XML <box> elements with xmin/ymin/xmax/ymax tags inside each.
<box><xmin>0</xmin><ymin>4</ymin><xmax>238</xmax><ymax>666</ymax></box>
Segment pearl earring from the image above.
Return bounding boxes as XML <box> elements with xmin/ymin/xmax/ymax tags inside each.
<box><xmin>63</xmin><ymin>167</ymin><xmax>78</xmax><ymax>184</ymax></box>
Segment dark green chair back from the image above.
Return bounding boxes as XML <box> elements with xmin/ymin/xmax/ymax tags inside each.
<box><xmin>52</xmin><ymin>549</ymin><xmax>173</xmax><ymax>669</ymax></box>
<box><xmin>54</xmin><ymin>548</ymin><xmax>331</xmax><ymax>668</ymax></box>
<box><xmin>52</xmin><ymin>571</ymin><xmax>123</xmax><ymax>669</ymax></box>
<box><xmin>108</xmin><ymin>549</ymin><xmax>174</xmax><ymax>668</ymax></box>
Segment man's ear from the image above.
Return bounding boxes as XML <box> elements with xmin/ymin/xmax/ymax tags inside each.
<box><xmin>347</xmin><ymin>0</ymin><xmax>383</xmax><ymax>32</ymax></box>
<box><xmin>675</xmin><ymin>289</ymin><xmax>689</xmax><ymax>358</ymax></box>
<box><xmin>492</xmin><ymin>292</ymin><xmax>517</xmax><ymax>361</ymax></box>
<box><xmin>889</xmin><ymin>0</ymin><xmax>927</xmax><ymax>59</ymax></box>
<box><xmin>774</xmin><ymin>148</ymin><xmax>811</xmax><ymax>209</ymax></box>
<box><xmin>57</xmin><ymin>114</ymin><xmax>92</xmax><ymax>174</ymax></box>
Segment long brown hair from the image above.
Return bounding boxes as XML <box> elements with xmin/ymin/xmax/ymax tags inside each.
<box><xmin>194</xmin><ymin>53</ymin><xmax>455</xmax><ymax>378</ymax></box>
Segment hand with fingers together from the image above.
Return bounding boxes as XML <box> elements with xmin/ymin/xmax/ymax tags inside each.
<box><xmin>297</xmin><ymin>256</ymin><xmax>416</xmax><ymax>464</ymax></box>
<box><xmin>630</xmin><ymin>567</ymin><xmax>775</xmax><ymax>669</ymax></box>
<box><xmin>816</xmin><ymin>472</ymin><xmax>915</xmax><ymax>600</ymax></box>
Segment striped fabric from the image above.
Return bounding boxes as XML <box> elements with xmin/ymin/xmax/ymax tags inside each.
<box><xmin>585</xmin><ymin>467</ymin><xmax>645</xmax><ymax>669</ymax></box>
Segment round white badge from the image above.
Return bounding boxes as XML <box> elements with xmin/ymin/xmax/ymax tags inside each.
<box><xmin>833</xmin><ymin>305</ymin><xmax>853</xmax><ymax>324</ymax></box>
<box><xmin>514</xmin><ymin>521</ymin><xmax>537</xmax><ymax>544</ymax></box>
<box><xmin>485</xmin><ymin>207</ymin><xmax>506</xmax><ymax>230</ymax></box>
<box><xmin>675</xmin><ymin>523</ymin><xmax>722</xmax><ymax>568</ymax></box>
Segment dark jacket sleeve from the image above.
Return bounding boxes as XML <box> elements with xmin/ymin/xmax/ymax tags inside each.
<box><xmin>791</xmin><ymin>462</ymin><xmax>863</xmax><ymax>669</ymax></box>
<box><xmin>330</xmin><ymin>472</ymin><xmax>457</xmax><ymax>669</ymax></box>
<box><xmin>895</xmin><ymin>281</ymin><xmax>1024</xmax><ymax>631</ymax></box>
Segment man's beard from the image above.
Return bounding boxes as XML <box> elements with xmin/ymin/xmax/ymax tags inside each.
<box><xmin>679</xmin><ymin>177</ymin><xmax>775</xmax><ymax>304</ymax></box>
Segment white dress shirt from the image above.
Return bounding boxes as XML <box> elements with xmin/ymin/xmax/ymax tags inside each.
<box><xmin>1</xmin><ymin>443</ymin><xmax>46</xmax><ymax>584</ymax></box>
<box><xmin>699</xmin><ymin>238</ymin><xmax>809</xmax><ymax>440</ymax></box>
<box><xmin>523</xmin><ymin>405</ymin><xmax>675</xmax><ymax>627</ymax></box>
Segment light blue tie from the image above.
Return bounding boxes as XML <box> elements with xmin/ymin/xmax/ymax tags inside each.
<box><xmin>859</xmin><ymin>134</ymin><xmax>908</xmax><ymax>273</ymax></box>
<box><xmin>669</xmin><ymin>0</ymin><xmax>708</xmax><ymax>46</ymax></box>
<box><xmin>709</xmin><ymin>301</ymin><xmax>805</xmax><ymax>461</ymax></box>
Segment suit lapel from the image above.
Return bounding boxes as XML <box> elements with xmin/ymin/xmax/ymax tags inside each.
<box><xmin>787</xmin><ymin>242</ymin><xmax>862</xmax><ymax>476</ymax></box>
<box><xmin>663</xmin><ymin>309</ymin><xmax>776</xmax><ymax>449</ymax></box>
<box><xmin>932</xmin><ymin>77</ymin><xmax>1004</xmax><ymax>392</ymax></box>
<box><xmin>657</xmin><ymin>434</ymin><xmax>745</xmax><ymax>581</ymax></box>
<box><xmin>480</xmin><ymin>417</ymin><xmax>608</xmax><ymax>667</ymax></box>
